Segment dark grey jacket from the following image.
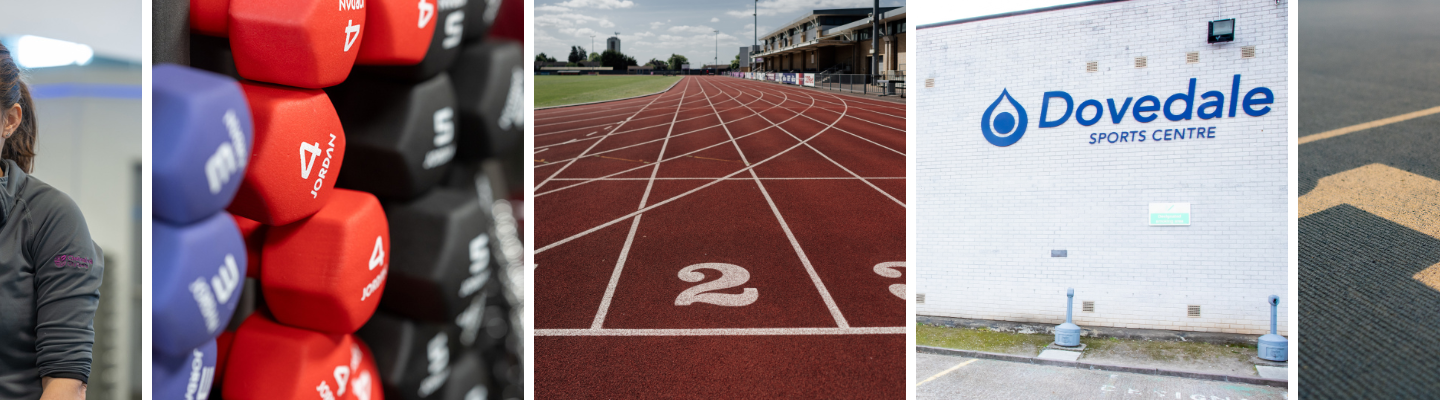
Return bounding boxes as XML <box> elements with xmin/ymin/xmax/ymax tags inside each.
<box><xmin>0</xmin><ymin>159</ymin><xmax>103</xmax><ymax>399</ymax></box>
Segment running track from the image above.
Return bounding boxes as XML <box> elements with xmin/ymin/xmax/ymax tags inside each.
<box><xmin>533</xmin><ymin>76</ymin><xmax>907</xmax><ymax>398</ymax></box>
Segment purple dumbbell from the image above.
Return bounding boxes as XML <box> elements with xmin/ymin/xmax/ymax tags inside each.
<box><xmin>154</xmin><ymin>212</ymin><xmax>247</xmax><ymax>357</ymax></box>
<box><xmin>154</xmin><ymin>63</ymin><xmax>253</xmax><ymax>225</ymax></box>
<box><xmin>154</xmin><ymin>339</ymin><xmax>218</xmax><ymax>400</ymax></box>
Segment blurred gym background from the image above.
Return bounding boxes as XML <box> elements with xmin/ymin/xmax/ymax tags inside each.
<box><xmin>0</xmin><ymin>1</ymin><xmax>143</xmax><ymax>400</ymax></box>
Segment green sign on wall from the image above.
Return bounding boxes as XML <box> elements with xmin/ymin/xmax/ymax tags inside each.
<box><xmin>1149</xmin><ymin>203</ymin><xmax>1190</xmax><ymax>226</ymax></box>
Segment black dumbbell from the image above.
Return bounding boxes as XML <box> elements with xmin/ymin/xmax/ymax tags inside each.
<box><xmin>378</xmin><ymin>186</ymin><xmax>495</xmax><ymax>322</ymax></box>
<box><xmin>357</xmin><ymin>312</ymin><xmax>461</xmax><ymax>400</ymax></box>
<box><xmin>354</xmin><ymin>0</ymin><xmax>468</xmax><ymax>82</ymax></box>
<box><xmin>450</xmin><ymin>40</ymin><xmax>522</xmax><ymax>160</ymax></box>
<box><xmin>463</xmin><ymin>0</ymin><xmax>501</xmax><ymax>42</ymax></box>
<box><xmin>330</xmin><ymin>73</ymin><xmax>459</xmax><ymax>199</ymax></box>
<box><xmin>443</xmin><ymin>351</ymin><xmax>492</xmax><ymax>400</ymax></box>
<box><xmin>189</xmin><ymin>33</ymin><xmax>238</xmax><ymax>80</ymax></box>
<box><xmin>154</xmin><ymin>0</ymin><xmax>189</xmax><ymax>65</ymax></box>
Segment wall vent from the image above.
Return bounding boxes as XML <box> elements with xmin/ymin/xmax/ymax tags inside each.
<box><xmin>1082</xmin><ymin>301</ymin><xmax>1095</xmax><ymax>312</ymax></box>
<box><xmin>1187</xmin><ymin>305</ymin><xmax>1202</xmax><ymax>318</ymax></box>
<box><xmin>917</xmin><ymin>293</ymin><xmax>925</xmax><ymax>304</ymax></box>
<box><xmin>1134</xmin><ymin>56</ymin><xmax>1146</xmax><ymax>68</ymax></box>
<box><xmin>1241</xmin><ymin>46</ymin><xmax>1256</xmax><ymax>58</ymax></box>
<box><xmin>1186</xmin><ymin>52</ymin><xmax>1199</xmax><ymax>63</ymax></box>
<box><xmin>1086</xmin><ymin>61</ymin><xmax>1098</xmax><ymax>72</ymax></box>
<box><xmin>924</xmin><ymin>78</ymin><xmax>935</xmax><ymax>88</ymax></box>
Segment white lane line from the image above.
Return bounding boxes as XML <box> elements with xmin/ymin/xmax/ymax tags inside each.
<box><xmin>589</xmin><ymin>77</ymin><xmax>694</xmax><ymax>330</ymax></box>
<box><xmin>532</xmin><ymin>87</ymin><xmax>770</xmax><ymax>157</ymax></box>
<box><xmin>698</xmin><ymin>77</ymin><xmax>849</xmax><ymax>328</ymax></box>
<box><xmin>534</xmin><ymin>148</ymin><xmax>549</xmax><ymax>154</ymax></box>
<box><xmin>532</xmin><ymin>87</ymin><xmax>710</xmax><ymax>122</ymax></box>
<box><xmin>533</xmin><ymin>87</ymin><xmax>767</xmax><ymax>144</ymax></box>
<box><xmin>534</xmin><ymin>327</ymin><xmax>906</xmax><ymax>336</ymax></box>
<box><xmin>589</xmin><ymin>215</ymin><xmax>644</xmax><ymax>329</ymax></box>
<box><xmin>724</xmin><ymin>80</ymin><xmax>906</xmax><ymax>156</ymax></box>
<box><xmin>536</xmin><ymin>83</ymin><xmax>846</xmax><ymax>254</ymax></box>
<box><xmin>714</xmin><ymin>78</ymin><xmax>905</xmax><ymax>208</ymax></box>
<box><xmin>916</xmin><ymin>359</ymin><xmax>979</xmax><ymax>387</ymax></box>
<box><xmin>1299</xmin><ymin>104</ymin><xmax>1440</xmax><ymax>145</ymax></box>
<box><xmin>535</xmin><ymin>78</ymin><xmax>680</xmax><ymax>191</ymax></box>
<box><xmin>547</xmin><ymin>177</ymin><xmax>907</xmax><ymax>181</ymax></box>
<box><xmin>736</xmin><ymin>77</ymin><xmax>907</xmax><ymax>114</ymax></box>
<box><xmin>534</xmin><ymin>86</ymin><xmax>802</xmax><ymax>198</ymax></box>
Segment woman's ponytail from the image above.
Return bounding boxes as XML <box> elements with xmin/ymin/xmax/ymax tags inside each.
<box><xmin>0</xmin><ymin>43</ymin><xmax>37</xmax><ymax>173</ymax></box>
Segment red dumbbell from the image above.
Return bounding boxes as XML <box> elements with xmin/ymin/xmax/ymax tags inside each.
<box><xmin>233</xmin><ymin>214</ymin><xmax>265</xmax><ymax>279</ymax></box>
<box><xmin>228</xmin><ymin>82</ymin><xmax>347</xmax><ymax>226</ymax></box>
<box><xmin>263</xmin><ymin>188</ymin><xmax>389</xmax><ymax>334</ymax></box>
<box><xmin>190</xmin><ymin>0</ymin><xmax>367</xmax><ymax>88</ymax></box>
<box><xmin>356</xmin><ymin>0</ymin><xmax>439</xmax><ymax>65</ymax></box>
<box><xmin>223</xmin><ymin>314</ymin><xmax>384</xmax><ymax>400</ymax></box>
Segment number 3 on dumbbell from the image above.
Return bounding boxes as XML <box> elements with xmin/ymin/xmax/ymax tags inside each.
<box><xmin>873</xmin><ymin>262</ymin><xmax>904</xmax><ymax>299</ymax></box>
<box><xmin>674</xmin><ymin>263</ymin><xmax>757</xmax><ymax>307</ymax></box>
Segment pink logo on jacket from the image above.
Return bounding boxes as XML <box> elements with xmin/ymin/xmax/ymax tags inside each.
<box><xmin>53</xmin><ymin>255</ymin><xmax>93</xmax><ymax>269</ymax></box>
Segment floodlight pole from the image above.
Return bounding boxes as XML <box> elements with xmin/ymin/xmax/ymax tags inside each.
<box><xmin>871</xmin><ymin>0</ymin><xmax>879</xmax><ymax>81</ymax></box>
<box><xmin>590</xmin><ymin>34</ymin><xmax>595</xmax><ymax>57</ymax></box>
<box><xmin>714</xmin><ymin>30</ymin><xmax>719</xmax><ymax>70</ymax></box>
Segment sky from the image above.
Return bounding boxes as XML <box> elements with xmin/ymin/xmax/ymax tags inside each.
<box><xmin>908</xmin><ymin>0</ymin><xmax>1081</xmax><ymax>26</ymax></box>
<box><xmin>535</xmin><ymin>0</ymin><xmax>905</xmax><ymax>67</ymax></box>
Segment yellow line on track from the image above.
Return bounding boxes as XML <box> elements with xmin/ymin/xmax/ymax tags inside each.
<box><xmin>916</xmin><ymin>359</ymin><xmax>978</xmax><ymax>387</ymax></box>
<box><xmin>1300</xmin><ymin>105</ymin><xmax>1440</xmax><ymax>145</ymax></box>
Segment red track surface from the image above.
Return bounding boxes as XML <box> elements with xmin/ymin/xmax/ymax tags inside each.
<box><xmin>533</xmin><ymin>76</ymin><xmax>906</xmax><ymax>398</ymax></box>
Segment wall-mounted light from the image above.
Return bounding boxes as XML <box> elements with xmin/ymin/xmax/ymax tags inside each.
<box><xmin>1208</xmin><ymin>19</ymin><xmax>1235</xmax><ymax>43</ymax></box>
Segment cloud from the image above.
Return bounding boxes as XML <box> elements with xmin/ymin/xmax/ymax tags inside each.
<box><xmin>710</xmin><ymin>17</ymin><xmax>720</xmax><ymax>22</ymax></box>
<box><xmin>536</xmin><ymin>13</ymin><xmax>602</xmax><ymax>27</ymax></box>
<box><xmin>599</xmin><ymin>19</ymin><xmax>616</xmax><ymax>27</ymax></box>
<box><xmin>555</xmin><ymin>0</ymin><xmax>636</xmax><ymax>9</ymax></box>
<box><xmin>668</xmin><ymin>25</ymin><xmax>716</xmax><ymax>34</ymax></box>
<box><xmin>650</xmin><ymin>21</ymin><xmax>665</xmax><ymax>30</ymax></box>
<box><xmin>535</xmin><ymin>4</ymin><xmax>570</xmax><ymax>12</ymax></box>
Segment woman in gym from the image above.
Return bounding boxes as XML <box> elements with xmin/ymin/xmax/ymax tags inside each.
<box><xmin>0</xmin><ymin>43</ymin><xmax>104</xmax><ymax>400</ymax></box>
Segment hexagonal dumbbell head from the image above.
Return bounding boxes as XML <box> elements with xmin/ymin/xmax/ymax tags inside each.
<box><xmin>444</xmin><ymin>351</ymin><xmax>491</xmax><ymax>400</ymax></box>
<box><xmin>232</xmin><ymin>214</ymin><xmax>265</xmax><ymax>279</ymax></box>
<box><xmin>191</xmin><ymin>0</ymin><xmax>368</xmax><ymax>88</ymax></box>
<box><xmin>357</xmin><ymin>312</ymin><xmax>459</xmax><ymax>400</ymax></box>
<box><xmin>154</xmin><ymin>212</ymin><xmax>248</xmax><ymax>357</ymax></box>
<box><xmin>377</xmin><ymin>187</ymin><xmax>491</xmax><ymax>322</ymax></box>
<box><xmin>224</xmin><ymin>314</ymin><xmax>383</xmax><ymax>400</ymax></box>
<box><xmin>449</xmin><ymin>40</ymin><xmax>521</xmax><ymax>160</ymax></box>
<box><xmin>330</xmin><ymin>73</ymin><xmax>457</xmax><ymax>199</ymax></box>
<box><xmin>356</xmin><ymin>0</ymin><xmax>438</xmax><ymax>66</ymax></box>
<box><xmin>462</xmin><ymin>0</ymin><xmax>500</xmax><ymax>42</ymax></box>
<box><xmin>263</xmin><ymin>188</ymin><xmax>389</xmax><ymax>334</ymax></box>
<box><xmin>355</xmin><ymin>0</ymin><xmax>471</xmax><ymax>81</ymax></box>
<box><xmin>153</xmin><ymin>64</ymin><xmax>253</xmax><ymax>225</ymax></box>
<box><xmin>154</xmin><ymin>339</ymin><xmax>218</xmax><ymax>400</ymax></box>
<box><xmin>228</xmin><ymin>82</ymin><xmax>347</xmax><ymax>226</ymax></box>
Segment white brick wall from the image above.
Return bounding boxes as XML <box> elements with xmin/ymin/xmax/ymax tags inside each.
<box><xmin>915</xmin><ymin>0</ymin><xmax>1288</xmax><ymax>335</ymax></box>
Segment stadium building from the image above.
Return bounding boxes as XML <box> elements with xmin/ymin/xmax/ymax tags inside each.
<box><xmin>750</xmin><ymin>6</ymin><xmax>906</xmax><ymax>78</ymax></box>
<box><xmin>916</xmin><ymin>0</ymin><xmax>1288</xmax><ymax>336</ymax></box>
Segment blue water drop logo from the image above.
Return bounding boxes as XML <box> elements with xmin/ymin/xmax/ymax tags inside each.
<box><xmin>981</xmin><ymin>89</ymin><xmax>1028</xmax><ymax>147</ymax></box>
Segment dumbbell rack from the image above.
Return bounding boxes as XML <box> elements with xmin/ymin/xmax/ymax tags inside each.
<box><xmin>152</xmin><ymin>0</ymin><xmax>526</xmax><ymax>398</ymax></box>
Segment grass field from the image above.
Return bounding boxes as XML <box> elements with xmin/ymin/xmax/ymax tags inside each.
<box><xmin>534</xmin><ymin>75</ymin><xmax>682</xmax><ymax>108</ymax></box>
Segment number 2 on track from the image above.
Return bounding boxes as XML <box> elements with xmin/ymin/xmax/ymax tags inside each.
<box><xmin>874</xmin><ymin>262</ymin><xmax>905</xmax><ymax>299</ymax></box>
<box><xmin>674</xmin><ymin>263</ymin><xmax>758</xmax><ymax>307</ymax></box>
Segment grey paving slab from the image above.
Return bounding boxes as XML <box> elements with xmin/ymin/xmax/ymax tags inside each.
<box><xmin>915</xmin><ymin>353</ymin><xmax>1287</xmax><ymax>400</ymax></box>
<box><xmin>1255</xmin><ymin>366</ymin><xmax>1287</xmax><ymax>381</ymax></box>
<box><xmin>1037</xmin><ymin>349</ymin><xmax>1082</xmax><ymax>362</ymax></box>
